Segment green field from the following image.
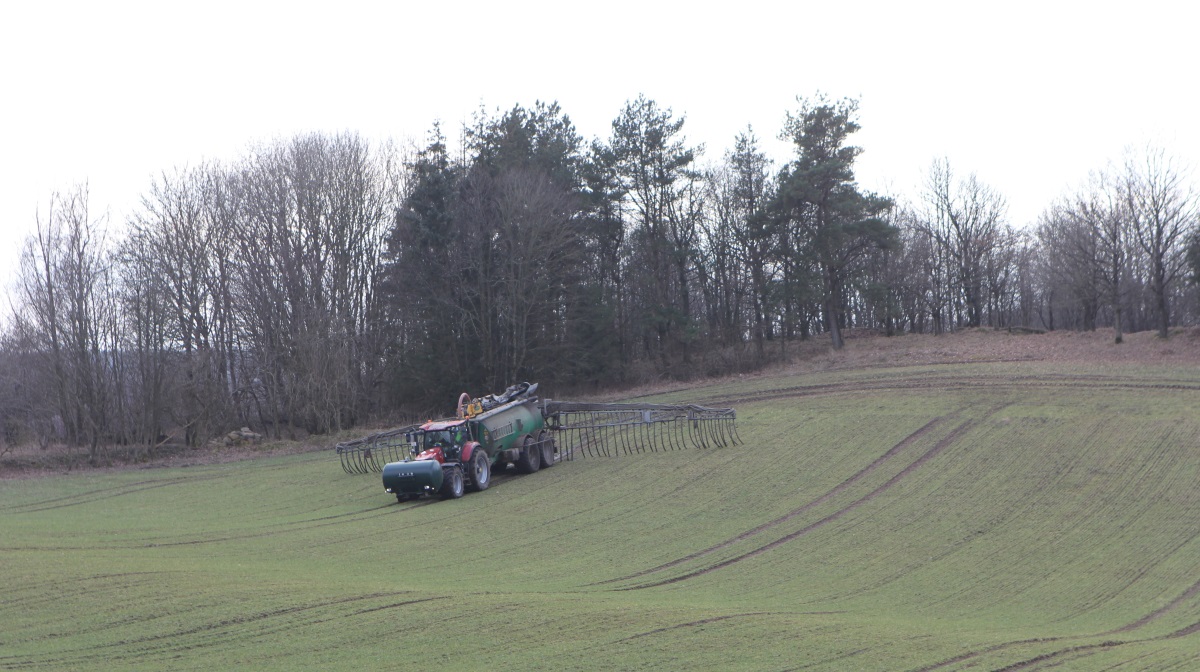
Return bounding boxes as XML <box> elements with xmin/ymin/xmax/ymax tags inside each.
<box><xmin>4</xmin><ymin>355</ymin><xmax>1200</xmax><ymax>670</ymax></box>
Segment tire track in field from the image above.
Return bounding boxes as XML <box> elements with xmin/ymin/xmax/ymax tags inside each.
<box><xmin>779</xmin><ymin>648</ymin><xmax>873</xmax><ymax>672</ymax></box>
<box><xmin>0</xmin><ymin>475</ymin><xmax>222</xmax><ymax>514</ymax></box>
<box><xmin>591</xmin><ymin>417</ymin><xmax>947</xmax><ymax>587</ymax></box>
<box><xmin>911</xmin><ymin>579</ymin><xmax>1200</xmax><ymax>671</ymax></box>
<box><xmin>1064</xmin><ymin>506</ymin><xmax>1200</xmax><ymax>626</ymax></box>
<box><xmin>3</xmin><ymin>456</ymin><xmax>323</xmax><ymax>512</ymax></box>
<box><xmin>700</xmin><ymin>374</ymin><xmax>1200</xmax><ymax>408</ymax></box>
<box><xmin>0</xmin><ymin>477</ymin><xmax>187</xmax><ymax>509</ymax></box>
<box><xmin>0</xmin><ymin>592</ymin><xmax>445</xmax><ymax>669</ymax></box>
<box><xmin>99</xmin><ymin>596</ymin><xmax>451</xmax><ymax>667</ymax></box>
<box><xmin>135</xmin><ymin>467</ymin><xmax>538</xmax><ymax>548</ymax></box>
<box><xmin>909</xmin><ymin>637</ymin><xmax>1069</xmax><ymax>672</ymax></box>
<box><xmin>0</xmin><ymin>456</ymin><xmax>315</xmax><ymax>513</ymax></box>
<box><xmin>0</xmin><ymin>572</ymin><xmax>179</xmax><ymax>612</ymax></box>
<box><xmin>986</xmin><ymin>638</ymin><xmax>1153</xmax><ymax>672</ymax></box>
<box><xmin>615</xmin><ymin>612</ymin><xmax>774</xmax><ymax>642</ymax></box>
<box><xmin>0</xmin><ymin>499</ymin><xmax>420</xmax><ymax>552</ymax></box>
<box><xmin>620</xmin><ymin>418</ymin><xmax>978</xmax><ymax>591</ymax></box>
<box><xmin>137</xmin><ymin>500</ymin><xmax>429</xmax><ymax>548</ymax></box>
<box><xmin>6</xmin><ymin>468</ymin><xmax>534</xmax><ymax>551</ymax></box>
<box><xmin>909</xmin><ymin>472</ymin><xmax>1200</xmax><ymax>669</ymax></box>
<box><xmin>913</xmin><ymin>624</ymin><xmax>1200</xmax><ymax>672</ymax></box>
<box><xmin>116</xmin><ymin>595</ymin><xmax>451</xmax><ymax>666</ymax></box>
<box><xmin>989</xmin><ymin>641</ymin><xmax>1126</xmax><ymax>671</ymax></box>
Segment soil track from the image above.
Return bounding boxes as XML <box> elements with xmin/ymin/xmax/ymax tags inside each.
<box><xmin>620</xmin><ymin>417</ymin><xmax>981</xmax><ymax>590</ymax></box>
<box><xmin>2</xmin><ymin>475</ymin><xmax>227</xmax><ymax>514</ymax></box>
<box><xmin>615</xmin><ymin>612</ymin><xmax>774</xmax><ymax>642</ymax></box>
<box><xmin>1</xmin><ymin>459</ymin><xmax>542</xmax><ymax>553</ymax></box>
<box><xmin>0</xmin><ymin>592</ymin><xmax>446</xmax><ymax>670</ymax></box>
<box><xmin>911</xmin><ymin>573</ymin><xmax>1200</xmax><ymax>671</ymax></box>
<box><xmin>593</xmin><ymin>416</ymin><xmax>949</xmax><ymax>586</ymax></box>
<box><xmin>699</xmin><ymin>373</ymin><xmax>1200</xmax><ymax>409</ymax></box>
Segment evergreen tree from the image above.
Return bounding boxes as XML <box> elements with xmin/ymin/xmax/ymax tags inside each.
<box><xmin>608</xmin><ymin>95</ymin><xmax>703</xmax><ymax>371</ymax></box>
<box><xmin>770</xmin><ymin>96</ymin><xmax>895</xmax><ymax>349</ymax></box>
<box><xmin>383</xmin><ymin>125</ymin><xmax>473</xmax><ymax>402</ymax></box>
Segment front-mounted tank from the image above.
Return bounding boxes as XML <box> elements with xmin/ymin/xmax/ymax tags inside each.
<box><xmin>381</xmin><ymin>459</ymin><xmax>445</xmax><ymax>497</ymax></box>
<box><xmin>381</xmin><ymin>420</ymin><xmax>470</xmax><ymax>500</ymax></box>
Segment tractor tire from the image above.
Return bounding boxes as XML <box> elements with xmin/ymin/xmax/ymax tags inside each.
<box><xmin>440</xmin><ymin>466</ymin><xmax>465</xmax><ymax>499</ymax></box>
<box><xmin>515</xmin><ymin>436</ymin><xmax>541</xmax><ymax>474</ymax></box>
<box><xmin>467</xmin><ymin>450</ymin><xmax>491</xmax><ymax>492</ymax></box>
<box><xmin>538</xmin><ymin>429</ymin><xmax>555</xmax><ymax>468</ymax></box>
<box><xmin>396</xmin><ymin>494</ymin><xmax>411</xmax><ymax>503</ymax></box>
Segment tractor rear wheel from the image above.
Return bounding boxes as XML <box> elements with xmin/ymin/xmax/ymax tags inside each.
<box><xmin>538</xmin><ymin>429</ymin><xmax>555</xmax><ymax>468</ymax></box>
<box><xmin>515</xmin><ymin>436</ymin><xmax>541</xmax><ymax>474</ymax></box>
<box><xmin>440</xmin><ymin>466</ymin><xmax>465</xmax><ymax>499</ymax></box>
<box><xmin>467</xmin><ymin>450</ymin><xmax>491</xmax><ymax>492</ymax></box>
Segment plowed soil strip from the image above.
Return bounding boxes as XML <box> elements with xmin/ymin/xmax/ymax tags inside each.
<box><xmin>593</xmin><ymin>417</ymin><xmax>947</xmax><ymax>586</ymax></box>
<box><xmin>622</xmin><ymin>419</ymin><xmax>976</xmax><ymax>590</ymax></box>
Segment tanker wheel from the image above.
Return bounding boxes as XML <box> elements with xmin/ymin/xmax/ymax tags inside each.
<box><xmin>515</xmin><ymin>436</ymin><xmax>541</xmax><ymax>474</ymax></box>
<box><xmin>440</xmin><ymin>466</ymin><xmax>465</xmax><ymax>499</ymax></box>
<box><xmin>467</xmin><ymin>451</ymin><xmax>491</xmax><ymax>492</ymax></box>
<box><xmin>538</xmin><ymin>429</ymin><xmax>555</xmax><ymax>468</ymax></box>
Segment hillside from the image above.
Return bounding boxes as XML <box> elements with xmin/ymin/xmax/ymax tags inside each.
<box><xmin>2</xmin><ymin>328</ymin><xmax>1200</xmax><ymax>670</ymax></box>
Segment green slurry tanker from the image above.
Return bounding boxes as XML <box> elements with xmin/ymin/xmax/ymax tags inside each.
<box><xmin>381</xmin><ymin>382</ymin><xmax>554</xmax><ymax>501</ymax></box>
<box><xmin>335</xmin><ymin>382</ymin><xmax>741</xmax><ymax>502</ymax></box>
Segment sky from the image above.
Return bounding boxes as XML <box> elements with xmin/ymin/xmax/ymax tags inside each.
<box><xmin>2</xmin><ymin>0</ymin><xmax>1197</xmax><ymax>298</ymax></box>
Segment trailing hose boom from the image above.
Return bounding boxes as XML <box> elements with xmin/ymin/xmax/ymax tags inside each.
<box><xmin>334</xmin><ymin>382</ymin><xmax>740</xmax><ymax>501</ymax></box>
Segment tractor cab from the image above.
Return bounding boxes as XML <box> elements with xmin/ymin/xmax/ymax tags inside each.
<box><xmin>414</xmin><ymin>419</ymin><xmax>471</xmax><ymax>462</ymax></box>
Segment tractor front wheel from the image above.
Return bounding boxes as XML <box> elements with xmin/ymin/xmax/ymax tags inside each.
<box><xmin>515</xmin><ymin>436</ymin><xmax>541</xmax><ymax>474</ymax></box>
<box><xmin>440</xmin><ymin>466</ymin><xmax>465</xmax><ymax>499</ymax></box>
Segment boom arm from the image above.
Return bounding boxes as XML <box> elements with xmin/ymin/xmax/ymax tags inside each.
<box><xmin>540</xmin><ymin>400</ymin><xmax>740</xmax><ymax>458</ymax></box>
<box><xmin>335</xmin><ymin>390</ymin><xmax>740</xmax><ymax>474</ymax></box>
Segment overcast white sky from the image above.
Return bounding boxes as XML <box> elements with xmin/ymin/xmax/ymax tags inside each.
<box><xmin>2</xmin><ymin>0</ymin><xmax>1197</xmax><ymax>296</ymax></box>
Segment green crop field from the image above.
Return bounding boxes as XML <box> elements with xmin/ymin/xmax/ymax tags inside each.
<box><xmin>4</xmin><ymin>340</ymin><xmax>1200</xmax><ymax>670</ymax></box>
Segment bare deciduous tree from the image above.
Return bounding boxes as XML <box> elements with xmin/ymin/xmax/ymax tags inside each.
<box><xmin>14</xmin><ymin>185</ymin><xmax>116</xmax><ymax>463</ymax></box>
<box><xmin>920</xmin><ymin>158</ymin><xmax>1008</xmax><ymax>329</ymax></box>
<box><xmin>1122</xmin><ymin>147</ymin><xmax>1198</xmax><ymax>339</ymax></box>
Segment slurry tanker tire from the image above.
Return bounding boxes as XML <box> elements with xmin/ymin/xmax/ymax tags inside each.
<box><xmin>515</xmin><ymin>435</ymin><xmax>541</xmax><ymax>474</ymax></box>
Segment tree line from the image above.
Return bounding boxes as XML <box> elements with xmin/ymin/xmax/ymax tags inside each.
<box><xmin>3</xmin><ymin>95</ymin><xmax>1198</xmax><ymax>462</ymax></box>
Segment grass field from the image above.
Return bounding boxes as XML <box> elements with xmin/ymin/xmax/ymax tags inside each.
<box><xmin>4</xmin><ymin>332</ymin><xmax>1200</xmax><ymax>670</ymax></box>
